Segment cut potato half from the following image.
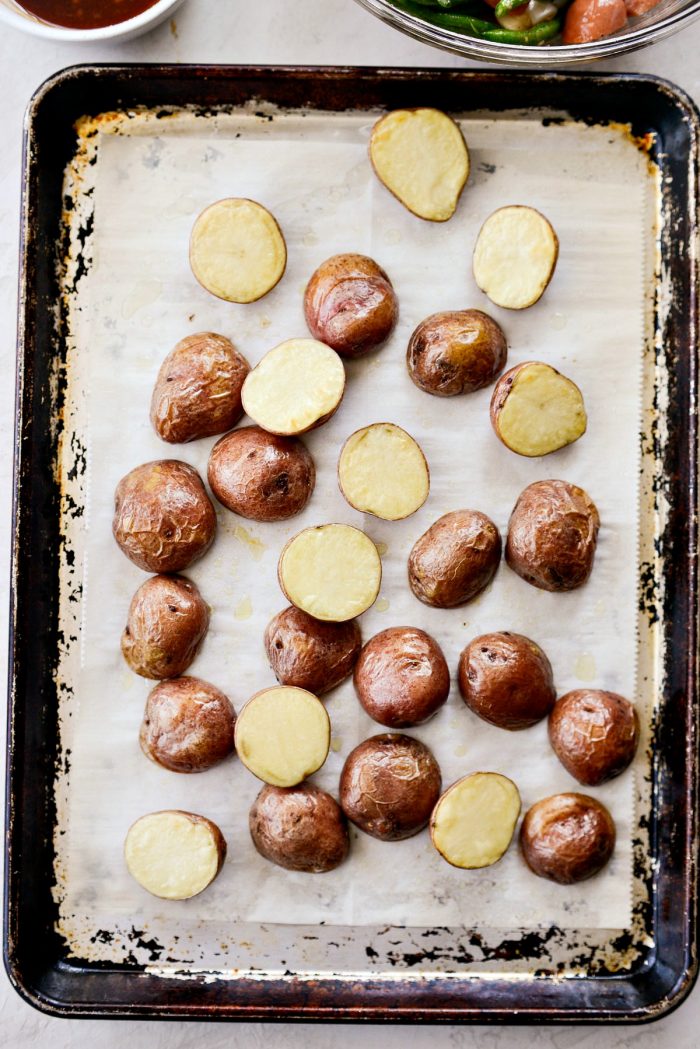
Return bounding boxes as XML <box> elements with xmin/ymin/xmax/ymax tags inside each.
<box><xmin>190</xmin><ymin>198</ymin><xmax>286</xmax><ymax>304</ymax></box>
<box><xmin>234</xmin><ymin>686</ymin><xmax>330</xmax><ymax>787</ymax></box>
<box><xmin>369</xmin><ymin>108</ymin><xmax>470</xmax><ymax>222</ymax></box>
<box><xmin>430</xmin><ymin>772</ymin><xmax>521</xmax><ymax>870</ymax></box>
<box><xmin>491</xmin><ymin>362</ymin><xmax>587</xmax><ymax>457</ymax></box>
<box><xmin>473</xmin><ymin>206</ymin><xmax>559</xmax><ymax>310</ymax></box>
<box><xmin>338</xmin><ymin>423</ymin><xmax>430</xmax><ymax>521</ymax></box>
<box><xmin>241</xmin><ymin>339</ymin><xmax>345</xmax><ymax>435</ymax></box>
<box><xmin>279</xmin><ymin>523</ymin><xmax>381</xmax><ymax>622</ymax></box>
<box><xmin>124</xmin><ymin>810</ymin><xmax>226</xmax><ymax>900</ymax></box>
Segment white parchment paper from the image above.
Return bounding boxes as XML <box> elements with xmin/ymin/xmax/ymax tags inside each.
<box><xmin>57</xmin><ymin>109</ymin><xmax>650</xmax><ymax>937</ymax></box>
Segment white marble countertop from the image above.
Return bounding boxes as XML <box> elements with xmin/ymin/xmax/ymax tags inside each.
<box><xmin>0</xmin><ymin>2</ymin><xmax>698</xmax><ymax>1044</ymax></box>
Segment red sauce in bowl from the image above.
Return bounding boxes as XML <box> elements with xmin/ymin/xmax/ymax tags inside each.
<box><xmin>17</xmin><ymin>0</ymin><xmax>160</xmax><ymax>29</ymax></box>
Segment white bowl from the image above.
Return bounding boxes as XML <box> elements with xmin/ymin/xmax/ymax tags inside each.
<box><xmin>0</xmin><ymin>0</ymin><xmax>186</xmax><ymax>41</ymax></box>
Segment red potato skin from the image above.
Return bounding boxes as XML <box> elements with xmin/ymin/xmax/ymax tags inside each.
<box><xmin>408</xmin><ymin>510</ymin><xmax>502</xmax><ymax>609</ymax></box>
<box><xmin>121</xmin><ymin>574</ymin><xmax>209</xmax><ymax>679</ymax></box>
<box><xmin>112</xmin><ymin>460</ymin><xmax>216</xmax><ymax>573</ymax></box>
<box><xmin>548</xmin><ymin>689</ymin><xmax>639</xmax><ymax>786</ymax></box>
<box><xmin>520</xmin><ymin>793</ymin><xmax>616</xmax><ymax>884</ymax></box>
<box><xmin>264</xmin><ymin>606</ymin><xmax>361</xmax><ymax>695</ymax></box>
<box><xmin>339</xmin><ymin>734</ymin><xmax>442</xmax><ymax>841</ymax></box>
<box><xmin>150</xmin><ymin>332</ymin><xmax>250</xmax><ymax>444</ymax></box>
<box><xmin>140</xmin><ymin>677</ymin><xmax>236</xmax><ymax>773</ymax></box>
<box><xmin>354</xmin><ymin>626</ymin><xmax>450</xmax><ymax>728</ymax></box>
<box><xmin>304</xmin><ymin>254</ymin><xmax>398</xmax><ymax>359</ymax></box>
<box><xmin>563</xmin><ymin>0</ymin><xmax>627</xmax><ymax>43</ymax></box>
<box><xmin>208</xmin><ymin>426</ymin><xmax>315</xmax><ymax>522</ymax></box>
<box><xmin>407</xmin><ymin>310</ymin><xmax>507</xmax><ymax>397</ymax></box>
<box><xmin>458</xmin><ymin>631</ymin><xmax>556</xmax><ymax>730</ymax></box>
<box><xmin>249</xmin><ymin>783</ymin><xmax>349</xmax><ymax>872</ymax></box>
<box><xmin>506</xmin><ymin>480</ymin><xmax>600</xmax><ymax>593</ymax></box>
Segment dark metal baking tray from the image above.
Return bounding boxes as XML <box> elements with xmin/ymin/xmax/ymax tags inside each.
<box><xmin>4</xmin><ymin>65</ymin><xmax>698</xmax><ymax>1023</ymax></box>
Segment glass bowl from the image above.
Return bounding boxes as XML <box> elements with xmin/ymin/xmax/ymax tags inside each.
<box><xmin>352</xmin><ymin>0</ymin><xmax>700</xmax><ymax>63</ymax></box>
<box><xmin>0</xmin><ymin>0</ymin><xmax>185</xmax><ymax>42</ymax></box>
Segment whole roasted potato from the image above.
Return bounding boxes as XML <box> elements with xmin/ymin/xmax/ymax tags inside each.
<box><xmin>264</xmin><ymin>606</ymin><xmax>361</xmax><ymax>695</ymax></box>
<box><xmin>121</xmin><ymin>574</ymin><xmax>209</xmax><ymax>679</ymax></box>
<box><xmin>150</xmin><ymin>332</ymin><xmax>250</xmax><ymax>444</ymax></box>
<box><xmin>140</xmin><ymin>676</ymin><xmax>236</xmax><ymax>773</ymax></box>
<box><xmin>408</xmin><ymin>510</ymin><xmax>501</xmax><ymax>608</ymax></box>
<box><xmin>506</xmin><ymin>480</ymin><xmax>600</xmax><ymax>592</ymax></box>
<box><xmin>304</xmin><ymin>253</ymin><xmax>398</xmax><ymax>359</ymax></box>
<box><xmin>339</xmin><ymin>734</ymin><xmax>442</xmax><ymax>841</ymax></box>
<box><xmin>548</xmin><ymin>689</ymin><xmax>639</xmax><ymax>786</ymax></box>
<box><xmin>458</xmin><ymin>631</ymin><xmax>556</xmax><ymax>730</ymax></box>
<box><xmin>208</xmin><ymin>426</ymin><xmax>315</xmax><ymax>522</ymax></box>
<box><xmin>249</xmin><ymin>782</ymin><xmax>349</xmax><ymax>872</ymax></box>
<box><xmin>354</xmin><ymin>626</ymin><xmax>450</xmax><ymax>728</ymax></box>
<box><xmin>113</xmin><ymin>460</ymin><xmax>216</xmax><ymax>573</ymax></box>
<box><xmin>407</xmin><ymin>310</ymin><xmax>507</xmax><ymax>396</ymax></box>
<box><xmin>520</xmin><ymin>793</ymin><xmax>616</xmax><ymax>884</ymax></box>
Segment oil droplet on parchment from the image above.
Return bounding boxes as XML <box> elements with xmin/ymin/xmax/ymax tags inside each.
<box><xmin>375</xmin><ymin>542</ymin><xmax>388</xmax><ymax>557</ymax></box>
<box><xmin>259</xmin><ymin>315</ymin><xmax>272</xmax><ymax>329</ymax></box>
<box><xmin>233</xmin><ymin>525</ymin><xmax>266</xmax><ymax>561</ymax></box>
<box><xmin>454</xmin><ymin>743</ymin><xmax>468</xmax><ymax>758</ymax></box>
<box><xmin>375</xmin><ymin>597</ymin><xmax>390</xmax><ymax>613</ymax></box>
<box><xmin>550</xmin><ymin>312</ymin><xmax>567</xmax><ymax>331</ymax></box>
<box><xmin>303</xmin><ymin>230</ymin><xmax>319</xmax><ymax>247</ymax></box>
<box><xmin>122</xmin><ymin>279</ymin><xmax>162</xmax><ymax>319</ymax></box>
<box><xmin>331</xmin><ymin>737</ymin><xmax>342</xmax><ymax>753</ymax></box>
<box><xmin>574</xmin><ymin>652</ymin><xmax>597</xmax><ymax>682</ymax></box>
<box><xmin>234</xmin><ymin>596</ymin><xmax>252</xmax><ymax>621</ymax></box>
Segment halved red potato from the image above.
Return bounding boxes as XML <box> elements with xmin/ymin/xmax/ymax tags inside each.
<box><xmin>124</xmin><ymin>810</ymin><xmax>226</xmax><ymax>900</ymax></box>
<box><xmin>430</xmin><ymin>772</ymin><xmax>521</xmax><ymax>869</ymax></box>
<box><xmin>369</xmin><ymin>108</ymin><xmax>470</xmax><ymax>222</ymax></box>
<box><xmin>473</xmin><ymin>206</ymin><xmax>559</xmax><ymax>310</ymax></box>
<box><xmin>190</xmin><ymin>198</ymin><xmax>286</xmax><ymax>304</ymax></box>
<box><xmin>490</xmin><ymin>362</ymin><xmax>587</xmax><ymax>457</ymax></box>
<box><xmin>241</xmin><ymin>339</ymin><xmax>345</xmax><ymax>436</ymax></box>
<box><xmin>234</xmin><ymin>685</ymin><xmax>330</xmax><ymax>787</ymax></box>
<box><xmin>278</xmin><ymin>524</ymin><xmax>382</xmax><ymax>623</ymax></box>
<box><xmin>337</xmin><ymin>423</ymin><xmax>429</xmax><ymax>521</ymax></box>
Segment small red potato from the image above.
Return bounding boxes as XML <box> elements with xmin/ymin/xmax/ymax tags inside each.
<box><xmin>264</xmin><ymin>606</ymin><xmax>361</xmax><ymax>695</ymax></box>
<box><xmin>490</xmin><ymin>362</ymin><xmax>587</xmax><ymax>458</ymax></box>
<box><xmin>473</xmin><ymin>206</ymin><xmax>559</xmax><ymax>310</ymax></box>
<box><xmin>121</xmin><ymin>574</ymin><xmax>209</xmax><ymax>680</ymax></box>
<box><xmin>140</xmin><ymin>677</ymin><xmax>236</xmax><ymax>773</ymax></box>
<box><xmin>190</xmin><ymin>198</ymin><xmax>286</xmax><ymax>303</ymax></box>
<box><xmin>563</xmin><ymin>0</ymin><xmax>627</xmax><ymax>43</ymax></box>
<box><xmin>370</xmin><ymin>108</ymin><xmax>470</xmax><ymax>222</ymax></box>
<box><xmin>430</xmin><ymin>772</ymin><xmax>521</xmax><ymax>869</ymax></box>
<box><xmin>506</xmin><ymin>479</ymin><xmax>600</xmax><ymax>592</ymax></box>
<box><xmin>337</xmin><ymin>422</ymin><xmax>430</xmax><ymax>521</ymax></box>
<box><xmin>234</xmin><ymin>685</ymin><xmax>330</xmax><ymax>787</ymax></box>
<box><xmin>150</xmin><ymin>332</ymin><xmax>250</xmax><ymax>444</ymax></box>
<box><xmin>520</xmin><ymin>793</ymin><xmax>616</xmax><ymax>883</ymax></box>
<box><xmin>112</xmin><ymin>460</ymin><xmax>216</xmax><ymax>574</ymax></box>
<box><xmin>304</xmin><ymin>253</ymin><xmax>398</xmax><ymax>359</ymax></box>
<box><xmin>249</xmin><ymin>783</ymin><xmax>349</xmax><ymax>873</ymax></box>
<box><xmin>354</xmin><ymin>626</ymin><xmax>450</xmax><ymax>728</ymax></box>
<box><xmin>407</xmin><ymin>309</ymin><xmax>507</xmax><ymax>397</ymax></box>
<box><xmin>458</xmin><ymin>631</ymin><xmax>556</xmax><ymax>730</ymax></box>
<box><xmin>207</xmin><ymin>426</ymin><xmax>315</xmax><ymax>522</ymax></box>
<box><xmin>408</xmin><ymin>510</ymin><xmax>502</xmax><ymax>608</ymax></box>
<box><xmin>124</xmin><ymin>810</ymin><xmax>226</xmax><ymax>899</ymax></box>
<box><xmin>241</xmin><ymin>339</ymin><xmax>345</xmax><ymax>436</ymax></box>
<box><xmin>339</xmin><ymin>734</ymin><xmax>442</xmax><ymax>841</ymax></box>
<box><xmin>548</xmin><ymin>689</ymin><xmax>639</xmax><ymax>786</ymax></box>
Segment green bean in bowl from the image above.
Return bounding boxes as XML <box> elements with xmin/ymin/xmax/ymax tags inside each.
<box><xmin>387</xmin><ymin>0</ymin><xmax>662</xmax><ymax>45</ymax></box>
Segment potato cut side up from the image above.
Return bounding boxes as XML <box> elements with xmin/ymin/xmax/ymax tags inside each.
<box><xmin>338</xmin><ymin>423</ymin><xmax>430</xmax><ymax>520</ymax></box>
<box><xmin>124</xmin><ymin>810</ymin><xmax>225</xmax><ymax>900</ymax></box>
<box><xmin>190</xmin><ymin>198</ymin><xmax>287</xmax><ymax>304</ymax></box>
<box><xmin>241</xmin><ymin>339</ymin><xmax>345</xmax><ymax>435</ymax></box>
<box><xmin>431</xmin><ymin>772</ymin><xmax>521</xmax><ymax>869</ymax></box>
<box><xmin>492</xmin><ymin>363</ymin><xmax>587</xmax><ymax>457</ymax></box>
<box><xmin>234</xmin><ymin>686</ymin><xmax>330</xmax><ymax>787</ymax></box>
<box><xmin>473</xmin><ymin>206</ymin><xmax>559</xmax><ymax>310</ymax></box>
<box><xmin>370</xmin><ymin>108</ymin><xmax>470</xmax><ymax>222</ymax></box>
<box><xmin>279</xmin><ymin>524</ymin><xmax>381</xmax><ymax>622</ymax></box>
